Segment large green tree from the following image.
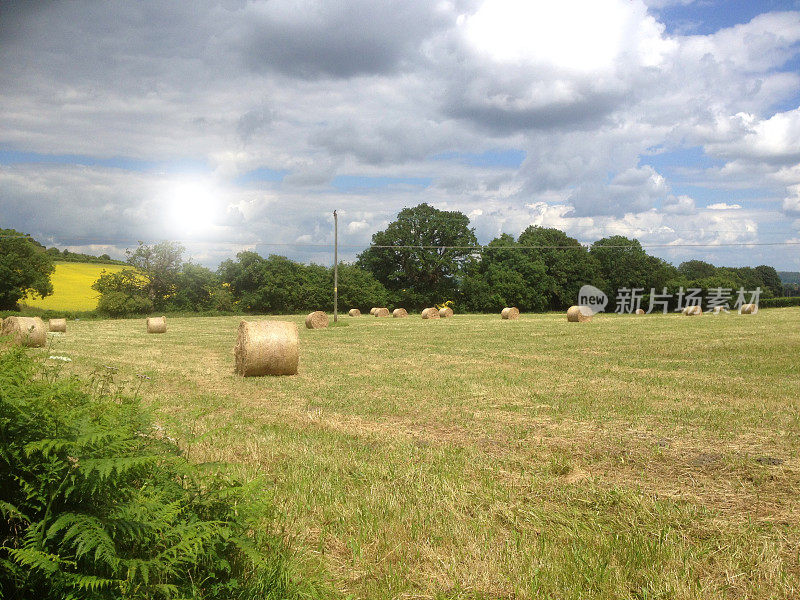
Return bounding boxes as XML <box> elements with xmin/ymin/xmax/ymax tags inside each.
<box><xmin>516</xmin><ymin>226</ymin><xmax>603</xmax><ymax>310</ymax></box>
<box><xmin>357</xmin><ymin>203</ymin><xmax>478</xmax><ymax>308</ymax></box>
<box><xmin>590</xmin><ymin>236</ymin><xmax>677</xmax><ymax>310</ymax></box>
<box><xmin>0</xmin><ymin>229</ymin><xmax>54</xmax><ymax>310</ymax></box>
<box><xmin>462</xmin><ymin>234</ymin><xmax>550</xmax><ymax>312</ymax></box>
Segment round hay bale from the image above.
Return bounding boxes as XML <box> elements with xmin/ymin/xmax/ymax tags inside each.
<box><xmin>566</xmin><ymin>306</ymin><xmax>592</xmax><ymax>322</ymax></box>
<box><xmin>369</xmin><ymin>307</ymin><xmax>379</xmax><ymax>316</ymax></box>
<box><xmin>1</xmin><ymin>316</ymin><xmax>47</xmax><ymax>347</ymax></box>
<box><xmin>234</xmin><ymin>320</ymin><xmax>299</xmax><ymax>376</ymax></box>
<box><xmin>146</xmin><ymin>316</ymin><xmax>167</xmax><ymax>333</ymax></box>
<box><xmin>501</xmin><ymin>307</ymin><xmax>520</xmax><ymax>320</ymax></box>
<box><xmin>740</xmin><ymin>303</ymin><xmax>758</xmax><ymax>315</ymax></box>
<box><xmin>438</xmin><ymin>307</ymin><xmax>454</xmax><ymax>318</ymax></box>
<box><xmin>711</xmin><ymin>306</ymin><xmax>724</xmax><ymax>315</ymax></box>
<box><xmin>49</xmin><ymin>318</ymin><xmax>67</xmax><ymax>332</ymax></box>
<box><xmin>635</xmin><ymin>308</ymin><xmax>645</xmax><ymax>315</ymax></box>
<box><xmin>348</xmin><ymin>308</ymin><xmax>361</xmax><ymax>317</ymax></box>
<box><xmin>393</xmin><ymin>308</ymin><xmax>408</xmax><ymax>318</ymax></box>
<box><xmin>421</xmin><ymin>307</ymin><xmax>440</xmax><ymax>319</ymax></box>
<box><xmin>374</xmin><ymin>307</ymin><xmax>390</xmax><ymax>317</ymax></box>
<box><xmin>682</xmin><ymin>305</ymin><xmax>702</xmax><ymax>316</ymax></box>
<box><xmin>305</xmin><ymin>311</ymin><xmax>329</xmax><ymax>329</ymax></box>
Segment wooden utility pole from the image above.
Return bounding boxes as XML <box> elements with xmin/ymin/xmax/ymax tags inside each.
<box><xmin>333</xmin><ymin>210</ymin><xmax>338</xmax><ymax>322</ymax></box>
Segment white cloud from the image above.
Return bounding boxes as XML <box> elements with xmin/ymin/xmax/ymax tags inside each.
<box><xmin>0</xmin><ymin>1</ymin><xmax>799</xmax><ymax>269</ymax></box>
<box><xmin>706</xmin><ymin>203</ymin><xmax>742</xmax><ymax>210</ymax></box>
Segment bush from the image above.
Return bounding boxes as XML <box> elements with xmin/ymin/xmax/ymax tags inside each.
<box><xmin>759</xmin><ymin>296</ymin><xmax>800</xmax><ymax>308</ymax></box>
<box><xmin>0</xmin><ymin>348</ymin><xmax>324</xmax><ymax>599</ymax></box>
<box><xmin>96</xmin><ymin>290</ymin><xmax>153</xmax><ymax>317</ymax></box>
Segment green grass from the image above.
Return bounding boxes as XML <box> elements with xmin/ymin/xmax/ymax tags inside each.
<box><xmin>32</xmin><ymin>309</ymin><xmax>800</xmax><ymax>599</ymax></box>
<box><xmin>22</xmin><ymin>261</ymin><xmax>127</xmax><ymax>311</ymax></box>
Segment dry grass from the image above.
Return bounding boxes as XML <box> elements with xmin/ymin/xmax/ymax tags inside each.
<box><xmin>38</xmin><ymin>309</ymin><xmax>800</xmax><ymax>599</ymax></box>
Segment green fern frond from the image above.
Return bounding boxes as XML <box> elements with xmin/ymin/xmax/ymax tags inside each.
<box><xmin>6</xmin><ymin>546</ymin><xmax>73</xmax><ymax>574</ymax></box>
<box><xmin>53</xmin><ymin>513</ymin><xmax>119</xmax><ymax>570</ymax></box>
<box><xmin>0</xmin><ymin>499</ymin><xmax>30</xmax><ymax>524</ymax></box>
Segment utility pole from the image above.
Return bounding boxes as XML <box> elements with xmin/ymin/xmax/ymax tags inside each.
<box><xmin>333</xmin><ymin>210</ymin><xmax>338</xmax><ymax>322</ymax></box>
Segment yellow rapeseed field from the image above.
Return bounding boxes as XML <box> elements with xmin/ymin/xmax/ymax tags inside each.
<box><xmin>22</xmin><ymin>261</ymin><xmax>127</xmax><ymax>311</ymax></box>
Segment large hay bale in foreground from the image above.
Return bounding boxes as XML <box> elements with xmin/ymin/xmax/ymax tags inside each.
<box><xmin>635</xmin><ymin>308</ymin><xmax>645</xmax><ymax>315</ymax></box>
<box><xmin>566</xmin><ymin>306</ymin><xmax>592</xmax><ymax>322</ymax></box>
<box><xmin>438</xmin><ymin>307</ymin><xmax>454</xmax><ymax>318</ymax></box>
<box><xmin>421</xmin><ymin>308</ymin><xmax>440</xmax><ymax>319</ymax></box>
<box><xmin>501</xmin><ymin>307</ymin><xmax>520</xmax><ymax>320</ymax></box>
<box><xmin>370</xmin><ymin>307</ymin><xmax>379</xmax><ymax>316</ymax></box>
<box><xmin>393</xmin><ymin>308</ymin><xmax>408</xmax><ymax>318</ymax></box>
<box><xmin>1</xmin><ymin>316</ymin><xmax>47</xmax><ymax>347</ymax></box>
<box><xmin>682</xmin><ymin>305</ymin><xmax>702</xmax><ymax>316</ymax></box>
<box><xmin>374</xmin><ymin>307</ymin><xmax>390</xmax><ymax>317</ymax></box>
<box><xmin>49</xmin><ymin>318</ymin><xmax>67</xmax><ymax>332</ymax></box>
<box><xmin>234</xmin><ymin>320</ymin><xmax>299</xmax><ymax>376</ymax></box>
<box><xmin>740</xmin><ymin>303</ymin><xmax>758</xmax><ymax>315</ymax></box>
<box><xmin>146</xmin><ymin>316</ymin><xmax>167</xmax><ymax>333</ymax></box>
<box><xmin>348</xmin><ymin>309</ymin><xmax>361</xmax><ymax>317</ymax></box>
<box><xmin>305</xmin><ymin>311</ymin><xmax>329</xmax><ymax>329</ymax></box>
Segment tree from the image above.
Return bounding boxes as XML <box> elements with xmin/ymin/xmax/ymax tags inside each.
<box><xmin>678</xmin><ymin>260</ymin><xmax>717</xmax><ymax>280</ymax></box>
<box><xmin>0</xmin><ymin>229</ymin><xmax>54</xmax><ymax>310</ymax></box>
<box><xmin>126</xmin><ymin>241</ymin><xmax>185</xmax><ymax>310</ymax></box>
<box><xmin>590</xmin><ymin>236</ymin><xmax>677</xmax><ymax>310</ymax></box>
<box><xmin>92</xmin><ymin>269</ymin><xmax>153</xmax><ymax>316</ymax></box>
<box><xmin>516</xmin><ymin>226</ymin><xmax>603</xmax><ymax>310</ymax></box>
<box><xmin>461</xmin><ymin>234</ymin><xmax>550</xmax><ymax>312</ymax></box>
<box><xmin>357</xmin><ymin>203</ymin><xmax>478</xmax><ymax>308</ymax></box>
<box><xmin>334</xmin><ymin>263</ymin><xmax>389</xmax><ymax>312</ymax></box>
<box><xmin>754</xmin><ymin>265</ymin><xmax>783</xmax><ymax>298</ymax></box>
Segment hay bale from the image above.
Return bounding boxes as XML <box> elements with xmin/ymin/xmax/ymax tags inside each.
<box><xmin>438</xmin><ymin>307</ymin><xmax>454</xmax><ymax>318</ymax></box>
<box><xmin>393</xmin><ymin>308</ymin><xmax>408</xmax><ymax>318</ymax></box>
<box><xmin>421</xmin><ymin>307</ymin><xmax>440</xmax><ymax>319</ymax></box>
<box><xmin>369</xmin><ymin>307</ymin><xmax>379</xmax><ymax>316</ymax></box>
<box><xmin>711</xmin><ymin>306</ymin><xmax>724</xmax><ymax>315</ymax></box>
<box><xmin>348</xmin><ymin>309</ymin><xmax>361</xmax><ymax>317</ymax></box>
<box><xmin>501</xmin><ymin>307</ymin><xmax>520</xmax><ymax>320</ymax></box>
<box><xmin>682</xmin><ymin>305</ymin><xmax>702</xmax><ymax>316</ymax></box>
<box><xmin>49</xmin><ymin>318</ymin><xmax>67</xmax><ymax>332</ymax></box>
<box><xmin>305</xmin><ymin>311</ymin><xmax>328</xmax><ymax>329</ymax></box>
<box><xmin>740</xmin><ymin>303</ymin><xmax>758</xmax><ymax>315</ymax></box>
<box><xmin>374</xmin><ymin>307</ymin><xmax>390</xmax><ymax>317</ymax></box>
<box><xmin>635</xmin><ymin>309</ymin><xmax>645</xmax><ymax>315</ymax></box>
<box><xmin>234</xmin><ymin>320</ymin><xmax>299</xmax><ymax>376</ymax></box>
<box><xmin>1</xmin><ymin>316</ymin><xmax>47</xmax><ymax>347</ymax></box>
<box><xmin>146</xmin><ymin>316</ymin><xmax>167</xmax><ymax>333</ymax></box>
<box><xmin>566</xmin><ymin>306</ymin><xmax>592</xmax><ymax>322</ymax></box>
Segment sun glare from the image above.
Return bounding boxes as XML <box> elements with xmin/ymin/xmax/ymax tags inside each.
<box><xmin>168</xmin><ymin>182</ymin><xmax>217</xmax><ymax>235</ymax></box>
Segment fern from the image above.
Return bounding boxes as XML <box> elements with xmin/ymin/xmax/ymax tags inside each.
<box><xmin>0</xmin><ymin>348</ymin><xmax>329</xmax><ymax>600</ymax></box>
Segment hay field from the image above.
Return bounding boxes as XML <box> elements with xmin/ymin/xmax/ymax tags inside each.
<box><xmin>22</xmin><ymin>261</ymin><xmax>126</xmax><ymax>311</ymax></box>
<box><xmin>42</xmin><ymin>310</ymin><xmax>800</xmax><ymax>599</ymax></box>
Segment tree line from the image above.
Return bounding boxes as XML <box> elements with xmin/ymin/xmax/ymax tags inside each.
<box><xmin>0</xmin><ymin>205</ymin><xmax>793</xmax><ymax>315</ymax></box>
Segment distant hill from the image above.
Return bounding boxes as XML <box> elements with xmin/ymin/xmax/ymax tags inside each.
<box><xmin>778</xmin><ymin>271</ymin><xmax>800</xmax><ymax>285</ymax></box>
<box><xmin>45</xmin><ymin>247</ymin><xmax>126</xmax><ymax>265</ymax></box>
<box><xmin>22</xmin><ymin>261</ymin><xmax>128</xmax><ymax>311</ymax></box>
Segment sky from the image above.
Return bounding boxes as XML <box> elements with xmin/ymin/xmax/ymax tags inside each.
<box><xmin>2</xmin><ymin>0</ymin><xmax>800</xmax><ymax>271</ymax></box>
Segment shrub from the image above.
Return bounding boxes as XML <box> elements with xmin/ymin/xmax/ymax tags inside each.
<box><xmin>96</xmin><ymin>290</ymin><xmax>153</xmax><ymax>317</ymax></box>
<box><xmin>0</xmin><ymin>348</ymin><xmax>323</xmax><ymax>599</ymax></box>
<box><xmin>760</xmin><ymin>296</ymin><xmax>800</xmax><ymax>308</ymax></box>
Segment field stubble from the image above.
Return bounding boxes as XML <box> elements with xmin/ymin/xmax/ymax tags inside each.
<box><xmin>42</xmin><ymin>309</ymin><xmax>800</xmax><ymax>599</ymax></box>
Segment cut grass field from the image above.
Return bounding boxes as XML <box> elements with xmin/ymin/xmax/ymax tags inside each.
<box><xmin>22</xmin><ymin>261</ymin><xmax>126</xmax><ymax>311</ymax></box>
<box><xmin>37</xmin><ymin>309</ymin><xmax>800</xmax><ymax>599</ymax></box>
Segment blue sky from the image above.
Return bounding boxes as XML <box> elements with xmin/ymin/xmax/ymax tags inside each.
<box><xmin>1</xmin><ymin>0</ymin><xmax>800</xmax><ymax>270</ymax></box>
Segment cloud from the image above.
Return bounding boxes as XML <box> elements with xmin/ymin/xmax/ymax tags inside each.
<box><xmin>0</xmin><ymin>1</ymin><xmax>799</xmax><ymax>271</ymax></box>
<box><xmin>706</xmin><ymin>202</ymin><xmax>742</xmax><ymax>210</ymax></box>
